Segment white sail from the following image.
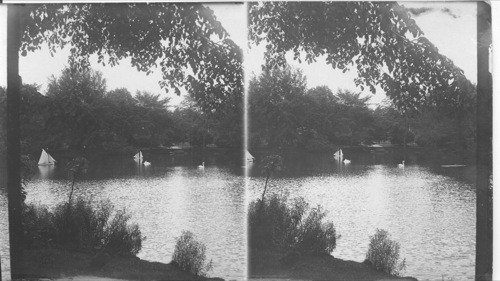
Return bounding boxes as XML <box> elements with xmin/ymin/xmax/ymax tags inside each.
<box><xmin>134</xmin><ymin>151</ymin><xmax>143</xmax><ymax>161</ymax></box>
<box><xmin>38</xmin><ymin>149</ymin><xmax>56</xmax><ymax>166</ymax></box>
<box><xmin>48</xmin><ymin>153</ymin><xmax>56</xmax><ymax>164</ymax></box>
<box><xmin>38</xmin><ymin>150</ymin><xmax>48</xmax><ymax>165</ymax></box>
<box><xmin>246</xmin><ymin>150</ymin><xmax>255</xmax><ymax>162</ymax></box>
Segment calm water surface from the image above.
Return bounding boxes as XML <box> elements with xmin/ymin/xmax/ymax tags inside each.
<box><xmin>248</xmin><ymin>151</ymin><xmax>476</xmax><ymax>281</ymax></box>
<box><xmin>0</xmin><ymin>149</ymin><xmax>476</xmax><ymax>281</ymax></box>
<box><xmin>2</xmin><ymin>151</ymin><xmax>246</xmax><ymax>280</ymax></box>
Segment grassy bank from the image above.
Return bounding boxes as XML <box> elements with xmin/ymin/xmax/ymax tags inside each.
<box><xmin>250</xmin><ymin>249</ymin><xmax>417</xmax><ymax>281</ymax></box>
<box><xmin>20</xmin><ymin>247</ymin><xmax>223</xmax><ymax>281</ymax></box>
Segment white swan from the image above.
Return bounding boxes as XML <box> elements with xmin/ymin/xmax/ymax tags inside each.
<box><xmin>398</xmin><ymin>160</ymin><xmax>405</xmax><ymax>168</ymax></box>
<box><xmin>343</xmin><ymin>159</ymin><xmax>351</xmax><ymax>164</ymax></box>
<box><xmin>198</xmin><ymin>162</ymin><xmax>205</xmax><ymax>169</ymax></box>
<box><xmin>143</xmin><ymin>161</ymin><xmax>151</xmax><ymax>166</ymax></box>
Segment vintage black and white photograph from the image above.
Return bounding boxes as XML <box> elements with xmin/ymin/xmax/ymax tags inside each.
<box><xmin>246</xmin><ymin>2</ymin><xmax>491</xmax><ymax>281</ymax></box>
<box><xmin>0</xmin><ymin>3</ymin><xmax>247</xmax><ymax>280</ymax></box>
<box><xmin>0</xmin><ymin>1</ymin><xmax>493</xmax><ymax>281</ymax></box>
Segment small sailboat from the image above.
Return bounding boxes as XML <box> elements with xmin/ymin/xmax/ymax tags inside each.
<box><xmin>134</xmin><ymin>151</ymin><xmax>143</xmax><ymax>162</ymax></box>
<box><xmin>398</xmin><ymin>160</ymin><xmax>405</xmax><ymax>168</ymax></box>
<box><xmin>333</xmin><ymin>148</ymin><xmax>343</xmax><ymax>160</ymax></box>
<box><xmin>246</xmin><ymin>150</ymin><xmax>255</xmax><ymax>162</ymax></box>
<box><xmin>38</xmin><ymin>149</ymin><xmax>56</xmax><ymax>166</ymax></box>
<box><xmin>198</xmin><ymin>162</ymin><xmax>205</xmax><ymax>169</ymax></box>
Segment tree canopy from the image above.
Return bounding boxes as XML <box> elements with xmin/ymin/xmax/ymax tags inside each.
<box><xmin>249</xmin><ymin>2</ymin><xmax>472</xmax><ymax>111</ymax></box>
<box><xmin>19</xmin><ymin>3</ymin><xmax>243</xmax><ymax>114</ymax></box>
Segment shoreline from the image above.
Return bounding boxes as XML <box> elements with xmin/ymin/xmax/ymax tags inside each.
<box><xmin>249</xmin><ymin>249</ymin><xmax>417</xmax><ymax>281</ymax></box>
<box><xmin>19</xmin><ymin>247</ymin><xmax>223</xmax><ymax>281</ymax></box>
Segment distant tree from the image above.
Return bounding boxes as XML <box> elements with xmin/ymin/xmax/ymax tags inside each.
<box><xmin>17</xmin><ymin>84</ymin><xmax>51</xmax><ymax>152</ymax></box>
<box><xmin>304</xmin><ymin>86</ymin><xmax>340</xmax><ymax>146</ymax></box>
<box><xmin>102</xmin><ymin>88</ymin><xmax>137</xmax><ymax>145</ymax></box>
<box><xmin>47</xmin><ymin>67</ymin><xmax>106</xmax><ymax>102</ymax></box>
<box><xmin>335</xmin><ymin>90</ymin><xmax>374</xmax><ymax>145</ymax></box>
<box><xmin>371</xmin><ymin>104</ymin><xmax>417</xmax><ymax>145</ymax></box>
<box><xmin>135</xmin><ymin>91</ymin><xmax>170</xmax><ymax>110</ymax></box>
<box><xmin>250</xmin><ymin>70</ymin><xmax>382</xmax><ymax>148</ymax></box>
<box><xmin>249</xmin><ymin>66</ymin><xmax>308</xmax><ymax>148</ymax></box>
<box><xmin>133</xmin><ymin>91</ymin><xmax>173</xmax><ymax>147</ymax></box>
<box><xmin>337</xmin><ymin>90</ymin><xmax>370</xmax><ymax>108</ymax></box>
<box><xmin>106</xmin><ymin>88</ymin><xmax>135</xmax><ymax>106</ymax></box>
<box><xmin>172</xmin><ymin>100</ymin><xmax>212</xmax><ymax>147</ymax></box>
<box><xmin>46</xmin><ymin>67</ymin><xmax>107</xmax><ymax>149</ymax></box>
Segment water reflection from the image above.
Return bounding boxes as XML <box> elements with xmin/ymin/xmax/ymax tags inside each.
<box><xmin>38</xmin><ymin>165</ymin><xmax>55</xmax><ymax>179</ymax></box>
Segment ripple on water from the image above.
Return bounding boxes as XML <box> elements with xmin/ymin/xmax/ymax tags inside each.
<box><xmin>249</xmin><ymin>165</ymin><xmax>475</xmax><ymax>280</ymax></box>
<box><xmin>16</xmin><ymin>166</ymin><xmax>246</xmax><ymax>280</ymax></box>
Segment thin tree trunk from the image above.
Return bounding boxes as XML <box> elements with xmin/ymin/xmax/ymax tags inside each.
<box><xmin>202</xmin><ymin>129</ymin><xmax>206</xmax><ymax>162</ymax></box>
<box><xmin>261</xmin><ymin>173</ymin><xmax>270</xmax><ymax>202</ymax></box>
<box><xmin>68</xmin><ymin>176</ymin><xmax>77</xmax><ymax>207</ymax></box>
<box><xmin>7</xmin><ymin>5</ymin><xmax>23</xmax><ymax>278</ymax></box>
<box><xmin>402</xmin><ymin>113</ymin><xmax>408</xmax><ymax>161</ymax></box>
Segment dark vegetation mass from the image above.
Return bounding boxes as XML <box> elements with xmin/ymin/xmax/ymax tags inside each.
<box><xmin>0</xmin><ymin>66</ymin><xmax>242</xmax><ymax>155</ymax></box>
<box><xmin>249</xmin><ymin>66</ymin><xmax>476</xmax><ymax>158</ymax></box>
<box><xmin>249</xmin><ymin>195</ymin><xmax>338</xmax><ymax>256</ymax></box>
<box><xmin>23</xmin><ymin>199</ymin><xmax>143</xmax><ymax>256</ymax></box>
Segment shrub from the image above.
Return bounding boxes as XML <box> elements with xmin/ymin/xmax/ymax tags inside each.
<box><xmin>249</xmin><ymin>195</ymin><xmax>339</xmax><ymax>255</ymax></box>
<box><xmin>296</xmin><ymin>205</ymin><xmax>338</xmax><ymax>254</ymax></box>
<box><xmin>23</xmin><ymin>203</ymin><xmax>55</xmax><ymax>247</ymax></box>
<box><xmin>365</xmin><ymin>229</ymin><xmax>406</xmax><ymax>276</ymax></box>
<box><xmin>172</xmin><ymin>231</ymin><xmax>213</xmax><ymax>276</ymax></box>
<box><xmin>23</xmin><ymin>198</ymin><xmax>144</xmax><ymax>256</ymax></box>
<box><xmin>52</xmin><ymin>199</ymin><xmax>112</xmax><ymax>250</ymax></box>
<box><xmin>103</xmin><ymin>209</ymin><xmax>143</xmax><ymax>255</ymax></box>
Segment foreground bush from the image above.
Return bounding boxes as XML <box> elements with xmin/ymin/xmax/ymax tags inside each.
<box><xmin>24</xmin><ymin>198</ymin><xmax>143</xmax><ymax>256</ymax></box>
<box><xmin>249</xmin><ymin>195</ymin><xmax>338</xmax><ymax>254</ymax></box>
<box><xmin>23</xmin><ymin>204</ymin><xmax>54</xmax><ymax>247</ymax></box>
<box><xmin>172</xmin><ymin>231</ymin><xmax>213</xmax><ymax>276</ymax></box>
<box><xmin>365</xmin><ymin>229</ymin><xmax>406</xmax><ymax>276</ymax></box>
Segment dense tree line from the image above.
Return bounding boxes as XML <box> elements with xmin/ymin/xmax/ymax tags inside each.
<box><xmin>249</xmin><ymin>66</ymin><xmax>476</xmax><ymax>154</ymax></box>
<box><xmin>0</xmin><ymin>66</ymin><xmax>242</xmax><ymax>154</ymax></box>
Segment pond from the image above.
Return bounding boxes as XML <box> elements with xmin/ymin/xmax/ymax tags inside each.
<box><xmin>0</xmin><ymin>148</ymin><xmax>477</xmax><ymax>280</ymax></box>
<box><xmin>1</xmin><ymin>149</ymin><xmax>246</xmax><ymax>281</ymax></box>
<box><xmin>247</xmin><ymin>149</ymin><xmax>476</xmax><ymax>281</ymax></box>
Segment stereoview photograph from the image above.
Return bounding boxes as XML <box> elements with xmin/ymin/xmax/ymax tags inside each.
<box><xmin>0</xmin><ymin>1</ymin><xmax>492</xmax><ymax>281</ymax></box>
